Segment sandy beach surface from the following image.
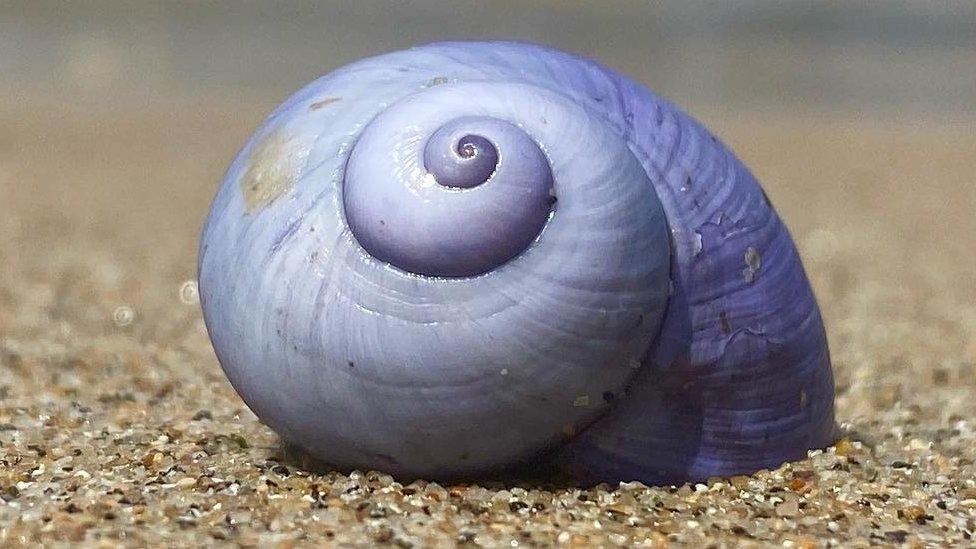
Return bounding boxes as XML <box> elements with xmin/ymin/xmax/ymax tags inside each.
<box><xmin>1</xmin><ymin>87</ymin><xmax>974</xmax><ymax>547</ymax></box>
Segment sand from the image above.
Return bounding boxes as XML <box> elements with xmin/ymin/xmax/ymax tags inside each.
<box><xmin>1</xmin><ymin>90</ymin><xmax>975</xmax><ymax>547</ymax></box>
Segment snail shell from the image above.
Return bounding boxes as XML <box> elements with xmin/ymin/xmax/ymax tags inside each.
<box><xmin>199</xmin><ymin>41</ymin><xmax>836</xmax><ymax>484</ymax></box>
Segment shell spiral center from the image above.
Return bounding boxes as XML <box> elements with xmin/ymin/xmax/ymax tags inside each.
<box><xmin>343</xmin><ymin>115</ymin><xmax>555</xmax><ymax>277</ymax></box>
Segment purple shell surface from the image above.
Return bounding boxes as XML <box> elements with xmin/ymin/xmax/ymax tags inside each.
<box><xmin>198</xmin><ymin>41</ymin><xmax>835</xmax><ymax>484</ymax></box>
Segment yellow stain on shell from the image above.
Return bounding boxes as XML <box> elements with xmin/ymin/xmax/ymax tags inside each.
<box><xmin>240</xmin><ymin>129</ymin><xmax>311</xmax><ymax>213</ymax></box>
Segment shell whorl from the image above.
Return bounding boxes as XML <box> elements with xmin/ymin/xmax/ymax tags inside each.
<box><xmin>198</xmin><ymin>41</ymin><xmax>835</xmax><ymax>483</ymax></box>
<box><xmin>344</xmin><ymin>110</ymin><xmax>555</xmax><ymax>277</ymax></box>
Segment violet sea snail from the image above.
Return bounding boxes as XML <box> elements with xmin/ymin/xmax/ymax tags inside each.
<box><xmin>199</xmin><ymin>41</ymin><xmax>836</xmax><ymax>485</ymax></box>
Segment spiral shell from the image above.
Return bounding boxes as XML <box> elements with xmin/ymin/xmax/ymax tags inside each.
<box><xmin>199</xmin><ymin>41</ymin><xmax>835</xmax><ymax>484</ymax></box>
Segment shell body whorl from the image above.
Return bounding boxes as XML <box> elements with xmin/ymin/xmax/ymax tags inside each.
<box><xmin>199</xmin><ymin>41</ymin><xmax>835</xmax><ymax>484</ymax></box>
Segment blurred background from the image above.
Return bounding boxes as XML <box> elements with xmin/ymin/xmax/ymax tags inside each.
<box><xmin>1</xmin><ymin>1</ymin><xmax>975</xmax><ymax>544</ymax></box>
<box><xmin>4</xmin><ymin>1</ymin><xmax>975</xmax><ymax>112</ymax></box>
